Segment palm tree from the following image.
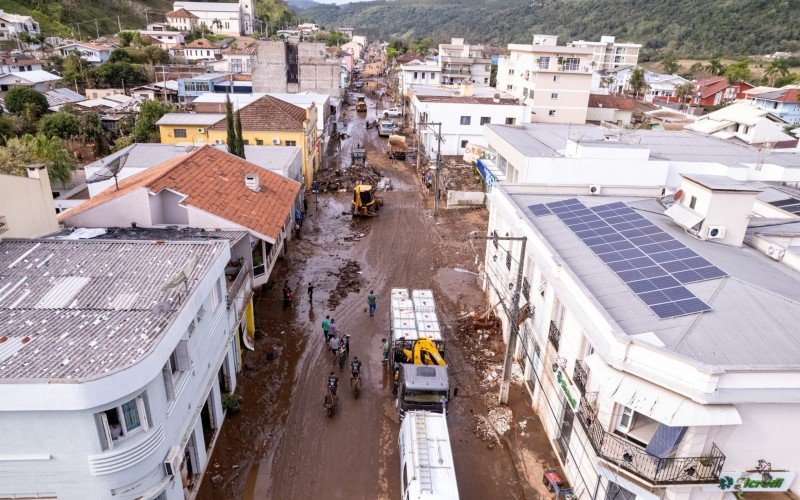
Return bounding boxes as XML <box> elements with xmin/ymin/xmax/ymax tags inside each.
<box><xmin>674</xmin><ymin>84</ymin><xmax>694</xmax><ymax>111</ymax></box>
<box><xmin>211</xmin><ymin>18</ymin><xmax>223</xmax><ymax>34</ymax></box>
<box><xmin>705</xmin><ymin>57</ymin><xmax>724</xmax><ymax>76</ymax></box>
<box><xmin>764</xmin><ymin>58</ymin><xmax>790</xmax><ymax>86</ymax></box>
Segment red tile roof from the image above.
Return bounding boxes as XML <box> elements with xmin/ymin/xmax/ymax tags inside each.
<box><xmin>209</xmin><ymin>95</ymin><xmax>307</xmax><ymax>132</ymax></box>
<box><xmin>695</xmin><ymin>76</ymin><xmax>729</xmax><ymax>99</ymax></box>
<box><xmin>59</xmin><ymin>146</ymin><xmax>301</xmax><ymax>241</ymax></box>
<box><xmin>588</xmin><ymin>94</ymin><xmax>637</xmax><ymax>111</ymax></box>
<box><xmin>186</xmin><ymin>38</ymin><xmax>218</xmax><ymax>49</ymax></box>
<box><xmin>166</xmin><ymin>8</ymin><xmax>198</xmax><ymax>19</ymax></box>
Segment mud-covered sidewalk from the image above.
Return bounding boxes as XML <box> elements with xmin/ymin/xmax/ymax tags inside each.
<box><xmin>197</xmin><ymin>74</ymin><xmax>556</xmax><ymax>500</ymax></box>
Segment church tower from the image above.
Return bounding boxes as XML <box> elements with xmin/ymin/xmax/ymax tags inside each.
<box><xmin>239</xmin><ymin>0</ymin><xmax>255</xmax><ymax>35</ymax></box>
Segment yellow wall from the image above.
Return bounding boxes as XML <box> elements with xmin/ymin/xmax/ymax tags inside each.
<box><xmin>157</xmin><ymin>105</ymin><xmax>320</xmax><ymax>186</ymax></box>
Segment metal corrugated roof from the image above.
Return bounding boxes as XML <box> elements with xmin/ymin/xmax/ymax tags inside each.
<box><xmin>155</xmin><ymin>113</ymin><xmax>225</xmax><ymax>126</ymax></box>
<box><xmin>0</xmin><ymin>239</ymin><xmax>226</xmax><ymax>381</ymax></box>
<box><xmin>509</xmin><ymin>191</ymin><xmax>800</xmax><ymax>369</ymax></box>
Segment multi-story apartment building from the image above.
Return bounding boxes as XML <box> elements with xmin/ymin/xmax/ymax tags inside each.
<box><xmin>568</xmin><ymin>35</ymin><xmax>641</xmax><ymax>71</ymax></box>
<box><xmin>0</xmin><ymin>10</ymin><xmax>39</xmax><ymax>40</ymax></box>
<box><xmin>496</xmin><ymin>35</ymin><xmax>594</xmax><ymax>124</ymax></box>
<box><xmin>484</xmin><ymin>175</ymin><xmax>800</xmax><ymax>499</ymax></box>
<box><xmin>398</xmin><ymin>62</ymin><xmax>442</xmax><ymax>94</ymax></box>
<box><xmin>0</xmin><ymin>237</ymin><xmax>252</xmax><ymax>500</ymax></box>
<box><xmin>438</xmin><ymin>37</ymin><xmax>492</xmax><ymax>86</ymax></box>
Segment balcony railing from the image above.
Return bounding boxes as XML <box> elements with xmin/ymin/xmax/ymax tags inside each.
<box><xmin>548</xmin><ymin>321</ymin><xmax>561</xmax><ymax>351</ymax></box>
<box><xmin>573</xmin><ymin>359</ymin><xmax>589</xmax><ymax>394</ymax></box>
<box><xmin>441</xmin><ymin>67</ymin><xmax>470</xmax><ymax>75</ymax></box>
<box><xmin>576</xmin><ymin>393</ymin><xmax>726</xmax><ymax>485</ymax></box>
<box><xmin>226</xmin><ymin>261</ymin><xmax>251</xmax><ymax>308</ymax></box>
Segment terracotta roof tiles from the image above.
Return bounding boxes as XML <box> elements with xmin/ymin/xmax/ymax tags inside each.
<box><xmin>59</xmin><ymin>146</ymin><xmax>301</xmax><ymax>241</ymax></box>
<box><xmin>166</xmin><ymin>8</ymin><xmax>198</xmax><ymax>19</ymax></box>
<box><xmin>209</xmin><ymin>95</ymin><xmax>307</xmax><ymax>131</ymax></box>
<box><xmin>588</xmin><ymin>94</ymin><xmax>638</xmax><ymax>111</ymax></box>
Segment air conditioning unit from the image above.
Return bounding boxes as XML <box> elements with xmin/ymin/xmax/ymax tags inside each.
<box><xmin>197</xmin><ymin>128</ymin><xmax>205</xmax><ymax>134</ymax></box>
<box><xmin>706</xmin><ymin>226</ymin><xmax>726</xmax><ymax>239</ymax></box>
<box><xmin>272</xmin><ymin>138</ymin><xmax>281</xmax><ymax>145</ymax></box>
<box><xmin>589</xmin><ymin>185</ymin><xmax>602</xmax><ymax>195</ymax></box>
<box><xmin>164</xmin><ymin>445</ymin><xmax>182</xmax><ymax>476</ymax></box>
<box><xmin>767</xmin><ymin>245</ymin><xmax>786</xmax><ymax>260</ymax></box>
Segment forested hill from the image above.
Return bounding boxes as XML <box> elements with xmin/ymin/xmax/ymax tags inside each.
<box><xmin>295</xmin><ymin>0</ymin><xmax>800</xmax><ymax>58</ymax></box>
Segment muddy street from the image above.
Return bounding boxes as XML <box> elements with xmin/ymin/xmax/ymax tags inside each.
<box><xmin>197</xmin><ymin>77</ymin><xmax>542</xmax><ymax>500</ymax></box>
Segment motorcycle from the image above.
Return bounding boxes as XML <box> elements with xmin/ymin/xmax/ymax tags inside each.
<box><xmin>350</xmin><ymin>372</ymin><xmax>362</xmax><ymax>398</ymax></box>
<box><xmin>324</xmin><ymin>381</ymin><xmax>339</xmax><ymax>417</ymax></box>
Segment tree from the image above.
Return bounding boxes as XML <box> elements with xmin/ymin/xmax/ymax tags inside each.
<box><xmin>89</xmin><ymin>62</ymin><xmax>148</xmax><ymax>88</ymax></box>
<box><xmin>764</xmin><ymin>58</ymin><xmax>790</xmax><ymax>85</ymax></box>
<box><xmin>226</xmin><ymin>94</ymin><xmax>237</xmax><ymax>154</ymax></box>
<box><xmin>133</xmin><ymin>99</ymin><xmax>177</xmax><ymax>143</ymax></box>
<box><xmin>143</xmin><ymin>46</ymin><xmax>170</xmax><ymax>65</ymax></box>
<box><xmin>629</xmin><ymin>67</ymin><xmax>647</xmax><ymax>99</ymax></box>
<box><xmin>661</xmin><ymin>52</ymin><xmax>679</xmax><ymax>75</ymax></box>
<box><xmin>37</xmin><ymin>111</ymin><xmax>80</xmax><ymax>139</ymax></box>
<box><xmin>490</xmin><ymin>63</ymin><xmax>498</xmax><ymax>87</ymax></box>
<box><xmin>674</xmin><ymin>83</ymin><xmax>694</xmax><ymax>111</ymax></box>
<box><xmin>688</xmin><ymin>61</ymin><xmax>704</xmax><ymax>78</ymax></box>
<box><xmin>234</xmin><ymin>111</ymin><xmax>245</xmax><ymax>158</ymax></box>
<box><xmin>5</xmin><ymin>87</ymin><xmax>48</xmax><ymax>118</ymax></box>
<box><xmin>724</xmin><ymin>60</ymin><xmax>752</xmax><ymax>84</ymax></box>
<box><xmin>705</xmin><ymin>57</ymin><xmax>724</xmax><ymax>76</ymax></box>
<box><xmin>0</xmin><ymin>117</ymin><xmax>14</xmax><ymax>146</ymax></box>
<box><xmin>0</xmin><ymin>134</ymin><xmax>76</xmax><ymax>186</ymax></box>
<box><xmin>118</xmin><ymin>31</ymin><xmax>136</xmax><ymax>47</ymax></box>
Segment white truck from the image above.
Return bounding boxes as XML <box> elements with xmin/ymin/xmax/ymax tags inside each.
<box><xmin>399</xmin><ymin>410</ymin><xmax>459</xmax><ymax>500</ymax></box>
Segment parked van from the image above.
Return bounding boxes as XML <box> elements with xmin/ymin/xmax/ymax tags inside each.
<box><xmin>379</xmin><ymin>120</ymin><xmax>395</xmax><ymax>137</ymax></box>
<box><xmin>399</xmin><ymin>411</ymin><xmax>459</xmax><ymax>499</ymax></box>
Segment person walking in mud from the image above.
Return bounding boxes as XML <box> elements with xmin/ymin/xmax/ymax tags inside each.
<box><xmin>367</xmin><ymin>290</ymin><xmax>377</xmax><ymax>317</ymax></box>
<box><xmin>282</xmin><ymin>281</ymin><xmax>293</xmax><ymax>309</ymax></box>
<box><xmin>329</xmin><ymin>334</ymin><xmax>341</xmax><ymax>360</ymax></box>
<box><xmin>321</xmin><ymin>314</ymin><xmax>330</xmax><ymax>340</ymax></box>
<box><xmin>307</xmin><ymin>283</ymin><xmax>314</xmax><ymax>303</ymax></box>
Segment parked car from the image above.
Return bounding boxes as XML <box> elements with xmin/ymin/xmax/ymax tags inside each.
<box><xmin>383</xmin><ymin>107</ymin><xmax>402</xmax><ymax>117</ymax></box>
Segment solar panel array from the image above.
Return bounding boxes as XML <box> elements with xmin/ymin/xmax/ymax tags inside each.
<box><xmin>768</xmin><ymin>197</ymin><xmax>800</xmax><ymax>215</ymax></box>
<box><xmin>530</xmin><ymin>199</ymin><xmax>726</xmax><ymax>319</ymax></box>
<box><xmin>529</xmin><ymin>203</ymin><xmax>552</xmax><ymax>217</ymax></box>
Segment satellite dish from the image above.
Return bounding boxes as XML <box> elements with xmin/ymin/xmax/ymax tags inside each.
<box><xmin>86</xmin><ymin>152</ymin><xmax>129</xmax><ymax>190</ymax></box>
<box><xmin>162</xmin><ymin>256</ymin><xmax>198</xmax><ymax>292</ymax></box>
<box><xmin>673</xmin><ymin>189</ymin><xmax>684</xmax><ymax>202</ymax></box>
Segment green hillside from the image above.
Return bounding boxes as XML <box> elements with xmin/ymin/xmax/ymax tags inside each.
<box><xmin>296</xmin><ymin>0</ymin><xmax>800</xmax><ymax>58</ymax></box>
<box><xmin>0</xmin><ymin>0</ymin><xmax>294</xmax><ymax>39</ymax></box>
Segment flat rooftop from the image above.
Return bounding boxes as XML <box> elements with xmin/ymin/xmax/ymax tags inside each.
<box><xmin>0</xmin><ymin>239</ymin><xmax>227</xmax><ymax>382</ymax></box>
<box><xmin>486</xmin><ymin>123</ymin><xmax>800</xmax><ymax>169</ymax></box>
<box><xmin>505</xmin><ymin>187</ymin><xmax>800</xmax><ymax>370</ymax></box>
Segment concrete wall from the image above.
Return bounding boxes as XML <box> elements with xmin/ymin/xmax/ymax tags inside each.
<box><xmin>252</xmin><ymin>41</ymin><xmax>342</xmax><ymax>98</ymax></box>
<box><xmin>0</xmin><ymin>166</ymin><xmax>59</xmax><ymax>238</ymax></box>
<box><xmin>446</xmin><ymin>190</ymin><xmax>485</xmax><ymax>207</ymax></box>
<box><xmin>251</xmin><ymin>41</ymin><xmax>289</xmax><ymax>93</ymax></box>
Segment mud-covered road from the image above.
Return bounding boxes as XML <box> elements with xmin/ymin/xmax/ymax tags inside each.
<box><xmin>197</xmin><ymin>70</ymin><xmax>546</xmax><ymax>500</ymax></box>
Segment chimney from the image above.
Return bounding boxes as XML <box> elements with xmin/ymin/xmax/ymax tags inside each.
<box><xmin>245</xmin><ymin>173</ymin><xmax>261</xmax><ymax>192</ymax></box>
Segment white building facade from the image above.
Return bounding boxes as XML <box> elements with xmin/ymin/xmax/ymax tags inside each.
<box><xmin>484</xmin><ymin>181</ymin><xmax>800</xmax><ymax>500</ymax></box>
<box><xmin>0</xmin><ymin>238</ymin><xmax>251</xmax><ymax>500</ymax></box>
<box><xmin>410</xmin><ymin>93</ymin><xmax>531</xmax><ymax>156</ymax></box>
<box><xmin>0</xmin><ymin>10</ymin><xmax>39</xmax><ymax>40</ymax></box>
<box><xmin>172</xmin><ymin>0</ymin><xmax>255</xmax><ymax>36</ymax></box>
<box><xmin>438</xmin><ymin>38</ymin><xmax>492</xmax><ymax>86</ymax></box>
<box><xmin>398</xmin><ymin>63</ymin><xmax>442</xmax><ymax>94</ymax></box>
<box><xmin>568</xmin><ymin>35</ymin><xmax>641</xmax><ymax>71</ymax></box>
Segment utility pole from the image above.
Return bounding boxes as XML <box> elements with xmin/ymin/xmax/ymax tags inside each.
<box><xmin>95</xmin><ymin>20</ymin><xmax>100</xmax><ymax>40</ymax></box>
<box><xmin>470</xmin><ymin>232</ymin><xmax>528</xmax><ymax>405</ymax></box>
<box><xmin>117</xmin><ymin>16</ymin><xmax>123</xmax><ymax>34</ymax></box>
<box><xmin>417</xmin><ymin>121</ymin><xmax>442</xmax><ymax>215</ymax></box>
<box><xmin>144</xmin><ymin>7</ymin><xmax>149</xmax><ymax>25</ymax></box>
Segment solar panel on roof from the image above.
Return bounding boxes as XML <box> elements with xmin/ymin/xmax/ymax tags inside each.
<box><xmin>543</xmin><ymin>198</ymin><xmax>723</xmax><ymax>319</ymax></box>
<box><xmin>767</xmin><ymin>198</ymin><xmax>800</xmax><ymax>215</ymax></box>
<box><xmin>528</xmin><ymin>204</ymin><xmax>553</xmax><ymax>217</ymax></box>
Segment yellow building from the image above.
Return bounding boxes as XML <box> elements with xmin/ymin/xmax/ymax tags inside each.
<box><xmin>157</xmin><ymin>95</ymin><xmax>320</xmax><ymax>186</ymax></box>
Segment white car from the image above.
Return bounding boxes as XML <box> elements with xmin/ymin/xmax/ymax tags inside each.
<box><xmin>383</xmin><ymin>107</ymin><xmax>402</xmax><ymax>117</ymax></box>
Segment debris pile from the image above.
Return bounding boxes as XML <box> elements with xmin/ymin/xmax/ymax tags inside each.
<box><xmin>327</xmin><ymin>260</ymin><xmax>366</xmax><ymax>309</ymax></box>
<box><xmin>475</xmin><ymin>406</ymin><xmax>513</xmax><ymax>446</ymax></box>
<box><xmin>314</xmin><ymin>163</ymin><xmax>383</xmax><ymax>192</ymax></box>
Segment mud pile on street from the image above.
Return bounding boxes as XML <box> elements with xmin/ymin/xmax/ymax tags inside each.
<box><xmin>314</xmin><ymin>163</ymin><xmax>383</xmax><ymax>192</ymax></box>
<box><xmin>327</xmin><ymin>259</ymin><xmax>367</xmax><ymax>309</ymax></box>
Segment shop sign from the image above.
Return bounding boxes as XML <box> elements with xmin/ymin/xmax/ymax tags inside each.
<box><xmin>704</xmin><ymin>471</ymin><xmax>796</xmax><ymax>492</ymax></box>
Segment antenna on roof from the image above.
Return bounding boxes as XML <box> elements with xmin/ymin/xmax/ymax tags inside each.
<box><xmin>86</xmin><ymin>152</ymin><xmax>129</xmax><ymax>191</ymax></box>
<box><xmin>162</xmin><ymin>256</ymin><xmax>198</xmax><ymax>294</ymax></box>
<box><xmin>756</xmin><ymin>141</ymin><xmax>775</xmax><ymax>171</ymax></box>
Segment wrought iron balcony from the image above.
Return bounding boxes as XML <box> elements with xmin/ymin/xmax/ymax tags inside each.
<box><xmin>576</xmin><ymin>393</ymin><xmax>726</xmax><ymax>485</ymax></box>
<box><xmin>548</xmin><ymin>321</ymin><xmax>561</xmax><ymax>350</ymax></box>
<box><xmin>573</xmin><ymin>359</ymin><xmax>589</xmax><ymax>394</ymax></box>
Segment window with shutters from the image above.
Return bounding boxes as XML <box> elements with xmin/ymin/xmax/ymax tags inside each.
<box><xmin>97</xmin><ymin>394</ymin><xmax>149</xmax><ymax>449</ymax></box>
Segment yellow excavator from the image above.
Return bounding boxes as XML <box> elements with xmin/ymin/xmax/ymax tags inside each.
<box><xmin>352</xmin><ymin>184</ymin><xmax>382</xmax><ymax>217</ymax></box>
<box><xmin>397</xmin><ymin>338</ymin><xmax>446</xmax><ymax>366</ymax></box>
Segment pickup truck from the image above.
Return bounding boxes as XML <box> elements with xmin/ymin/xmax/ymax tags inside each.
<box><xmin>378</xmin><ymin>120</ymin><xmax>395</xmax><ymax>137</ymax></box>
<box><xmin>383</xmin><ymin>107</ymin><xmax>402</xmax><ymax>118</ymax></box>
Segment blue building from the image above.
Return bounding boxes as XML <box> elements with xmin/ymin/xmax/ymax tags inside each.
<box><xmin>177</xmin><ymin>73</ymin><xmax>253</xmax><ymax>103</ymax></box>
<box><xmin>753</xmin><ymin>88</ymin><xmax>800</xmax><ymax>125</ymax></box>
